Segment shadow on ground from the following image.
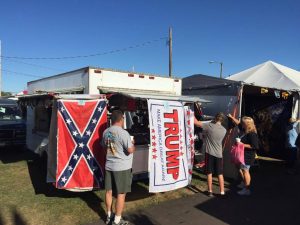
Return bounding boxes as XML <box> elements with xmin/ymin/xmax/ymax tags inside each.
<box><xmin>0</xmin><ymin>211</ymin><xmax>4</xmax><ymax>225</ymax></box>
<box><xmin>0</xmin><ymin>207</ymin><xmax>28</xmax><ymax>225</ymax></box>
<box><xmin>25</xmin><ymin>149</ymin><xmax>108</xmax><ymax>220</ymax></box>
<box><xmin>195</xmin><ymin>160</ymin><xmax>300</xmax><ymax>225</ymax></box>
<box><xmin>7</xmin><ymin>148</ymin><xmax>298</xmax><ymax>225</ymax></box>
<box><xmin>126</xmin><ymin>213</ymin><xmax>160</xmax><ymax>225</ymax></box>
<box><xmin>1</xmin><ymin>148</ymin><xmax>156</xmax><ymax>223</ymax></box>
<box><xmin>127</xmin><ymin>180</ymin><xmax>154</xmax><ymax>202</ymax></box>
<box><xmin>0</xmin><ymin>148</ymin><xmax>107</xmax><ymax>221</ymax></box>
<box><xmin>12</xmin><ymin>207</ymin><xmax>28</xmax><ymax>225</ymax></box>
<box><xmin>102</xmin><ymin>159</ymin><xmax>300</xmax><ymax>225</ymax></box>
<box><xmin>0</xmin><ymin>147</ymin><xmax>36</xmax><ymax>164</ymax></box>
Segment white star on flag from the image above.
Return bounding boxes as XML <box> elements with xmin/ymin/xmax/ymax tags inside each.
<box><xmin>92</xmin><ymin>118</ymin><xmax>97</xmax><ymax>124</ymax></box>
<box><xmin>68</xmin><ymin>166</ymin><xmax>73</xmax><ymax>171</ymax></box>
<box><xmin>97</xmin><ymin>106</ymin><xmax>103</xmax><ymax>112</ymax></box>
<box><xmin>87</xmin><ymin>154</ymin><xmax>92</xmax><ymax>160</ymax></box>
<box><xmin>66</xmin><ymin>119</ymin><xmax>72</xmax><ymax>124</ymax></box>
<box><xmin>61</xmin><ymin>177</ymin><xmax>67</xmax><ymax>183</ymax></box>
<box><xmin>73</xmin><ymin>154</ymin><xmax>79</xmax><ymax>160</ymax></box>
<box><xmin>79</xmin><ymin>143</ymin><xmax>84</xmax><ymax>148</ymax></box>
<box><xmin>86</xmin><ymin>130</ymin><xmax>91</xmax><ymax>136</ymax></box>
<box><xmin>61</xmin><ymin>107</ymin><xmax>65</xmax><ymax>112</ymax></box>
<box><xmin>72</xmin><ymin>131</ymin><xmax>78</xmax><ymax>136</ymax></box>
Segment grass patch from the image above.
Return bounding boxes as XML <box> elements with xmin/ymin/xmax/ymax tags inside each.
<box><xmin>0</xmin><ymin>149</ymin><xmax>220</xmax><ymax>225</ymax></box>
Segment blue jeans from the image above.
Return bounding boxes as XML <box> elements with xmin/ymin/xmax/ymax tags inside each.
<box><xmin>240</xmin><ymin>164</ymin><xmax>251</xmax><ymax>171</ymax></box>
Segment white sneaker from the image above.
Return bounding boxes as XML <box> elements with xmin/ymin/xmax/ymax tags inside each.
<box><xmin>237</xmin><ymin>182</ymin><xmax>245</xmax><ymax>189</ymax></box>
<box><xmin>237</xmin><ymin>188</ymin><xmax>251</xmax><ymax>196</ymax></box>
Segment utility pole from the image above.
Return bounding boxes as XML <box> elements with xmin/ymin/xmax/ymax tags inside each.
<box><xmin>169</xmin><ymin>27</ymin><xmax>172</xmax><ymax>78</ymax></box>
<box><xmin>220</xmin><ymin>62</ymin><xmax>223</xmax><ymax>79</ymax></box>
<box><xmin>0</xmin><ymin>40</ymin><xmax>2</xmax><ymax>97</ymax></box>
<box><xmin>209</xmin><ymin>61</ymin><xmax>223</xmax><ymax>79</ymax></box>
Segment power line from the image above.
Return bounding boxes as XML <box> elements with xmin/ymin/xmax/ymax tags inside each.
<box><xmin>2</xmin><ymin>69</ymin><xmax>44</xmax><ymax>78</ymax></box>
<box><xmin>0</xmin><ymin>37</ymin><xmax>168</xmax><ymax>60</ymax></box>
<box><xmin>2</xmin><ymin>58</ymin><xmax>63</xmax><ymax>72</ymax></box>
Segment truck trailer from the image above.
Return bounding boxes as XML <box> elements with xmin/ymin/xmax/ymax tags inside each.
<box><xmin>21</xmin><ymin>67</ymin><xmax>208</xmax><ymax>178</ymax></box>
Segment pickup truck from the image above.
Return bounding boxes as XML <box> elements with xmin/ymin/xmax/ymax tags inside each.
<box><xmin>0</xmin><ymin>98</ymin><xmax>26</xmax><ymax>148</ymax></box>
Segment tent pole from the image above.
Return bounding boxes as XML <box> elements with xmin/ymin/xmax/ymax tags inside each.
<box><xmin>238</xmin><ymin>85</ymin><xmax>244</xmax><ymax>119</ymax></box>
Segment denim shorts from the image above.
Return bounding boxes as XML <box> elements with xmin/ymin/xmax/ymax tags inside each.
<box><xmin>240</xmin><ymin>164</ymin><xmax>251</xmax><ymax>170</ymax></box>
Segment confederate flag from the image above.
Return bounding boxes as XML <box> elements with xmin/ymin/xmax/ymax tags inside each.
<box><xmin>56</xmin><ymin>99</ymin><xmax>107</xmax><ymax>190</ymax></box>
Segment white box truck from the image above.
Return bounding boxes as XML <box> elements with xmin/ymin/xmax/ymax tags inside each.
<box><xmin>28</xmin><ymin>67</ymin><xmax>181</xmax><ymax>95</ymax></box>
<box><xmin>21</xmin><ymin>67</ymin><xmax>207</xmax><ymax>176</ymax></box>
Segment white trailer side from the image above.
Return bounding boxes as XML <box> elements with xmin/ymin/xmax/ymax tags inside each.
<box><xmin>88</xmin><ymin>68</ymin><xmax>181</xmax><ymax>95</ymax></box>
<box><xmin>27</xmin><ymin>67</ymin><xmax>182</xmax><ymax>95</ymax></box>
<box><xmin>27</xmin><ymin>68</ymin><xmax>89</xmax><ymax>94</ymax></box>
<box><xmin>25</xmin><ymin>67</ymin><xmax>182</xmax><ymax>156</ymax></box>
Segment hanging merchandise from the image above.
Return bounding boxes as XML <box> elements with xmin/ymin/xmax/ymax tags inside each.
<box><xmin>274</xmin><ymin>90</ymin><xmax>281</xmax><ymax>98</ymax></box>
<box><xmin>184</xmin><ymin>105</ymin><xmax>195</xmax><ymax>184</ymax></box>
<box><xmin>281</xmin><ymin>91</ymin><xmax>289</xmax><ymax>100</ymax></box>
<box><xmin>261</xmin><ymin>88</ymin><xmax>269</xmax><ymax>94</ymax></box>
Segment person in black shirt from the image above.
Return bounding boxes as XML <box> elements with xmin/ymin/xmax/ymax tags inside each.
<box><xmin>228</xmin><ymin>115</ymin><xmax>259</xmax><ymax>196</ymax></box>
<box><xmin>130</xmin><ymin>116</ymin><xmax>142</xmax><ymax>133</ymax></box>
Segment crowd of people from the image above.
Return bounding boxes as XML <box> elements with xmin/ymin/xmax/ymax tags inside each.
<box><xmin>194</xmin><ymin>113</ymin><xmax>259</xmax><ymax>197</ymax></box>
<box><xmin>100</xmin><ymin>109</ymin><xmax>299</xmax><ymax>225</ymax></box>
<box><xmin>195</xmin><ymin>112</ymin><xmax>300</xmax><ymax>198</ymax></box>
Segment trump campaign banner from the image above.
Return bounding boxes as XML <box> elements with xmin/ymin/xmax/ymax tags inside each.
<box><xmin>56</xmin><ymin>99</ymin><xmax>107</xmax><ymax>190</ymax></box>
<box><xmin>148</xmin><ymin>99</ymin><xmax>189</xmax><ymax>193</ymax></box>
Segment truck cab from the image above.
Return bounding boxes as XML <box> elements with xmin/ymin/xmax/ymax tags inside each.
<box><xmin>0</xmin><ymin>98</ymin><xmax>26</xmax><ymax>148</ymax></box>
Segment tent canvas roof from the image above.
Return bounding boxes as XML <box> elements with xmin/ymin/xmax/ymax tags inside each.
<box><xmin>227</xmin><ymin>61</ymin><xmax>300</xmax><ymax>91</ymax></box>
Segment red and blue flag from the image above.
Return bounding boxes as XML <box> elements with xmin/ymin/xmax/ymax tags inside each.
<box><xmin>56</xmin><ymin>99</ymin><xmax>107</xmax><ymax>190</ymax></box>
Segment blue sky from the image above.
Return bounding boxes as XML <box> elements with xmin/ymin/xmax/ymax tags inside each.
<box><xmin>1</xmin><ymin>0</ymin><xmax>300</xmax><ymax>92</ymax></box>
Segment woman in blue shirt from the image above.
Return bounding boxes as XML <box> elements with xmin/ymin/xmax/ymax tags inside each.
<box><xmin>286</xmin><ymin>118</ymin><xmax>300</xmax><ymax>174</ymax></box>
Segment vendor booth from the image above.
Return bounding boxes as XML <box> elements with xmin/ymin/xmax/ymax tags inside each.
<box><xmin>183</xmin><ymin>61</ymin><xmax>300</xmax><ymax>178</ymax></box>
<box><xmin>20</xmin><ymin>67</ymin><xmax>210</xmax><ymax>192</ymax></box>
<box><xmin>19</xmin><ymin>92</ymin><xmax>208</xmax><ymax>192</ymax></box>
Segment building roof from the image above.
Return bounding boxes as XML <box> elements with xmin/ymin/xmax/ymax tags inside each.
<box><xmin>182</xmin><ymin>74</ymin><xmax>241</xmax><ymax>96</ymax></box>
<box><xmin>183</xmin><ymin>74</ymin><xmax>239</xmax><ymax>89</ymax></box>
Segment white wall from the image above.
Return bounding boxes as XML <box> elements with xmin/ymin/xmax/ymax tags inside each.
<box><xmin>28</xmin><ymin>69</ymin><xmax>88</xmax><ymax>94</ymax></box>
<box><xmin>26</xmin><ymin>107</ymin><xmax>49</xmax><ymax>154</ymax></box>
<box><xmin>88</xmin><ymin>69</ymin><xmax>182</xmax><ymax>95</ymax></box>
<box><xmin>27</xmin><ymin>68</ymin><xmax>182</xmax><ymax>95</ymax></box>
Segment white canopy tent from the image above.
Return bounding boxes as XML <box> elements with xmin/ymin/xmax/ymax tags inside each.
<box><xmin>227</xmin><ymin>61</ymin><xmax>300</xmax><ymax>91</ymax></box>
<box><xmin>224</xmin><ymin>60</ymin><xmax>300</xmax><ymax>161</ymax></box>
<box><xmin>184</xmin><ymin>62</ymin><xmax>300</xmax><ymax>176</ymax></box>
